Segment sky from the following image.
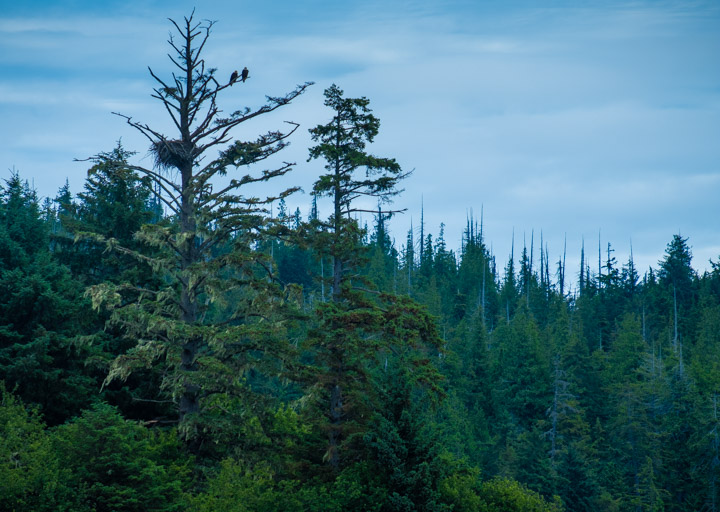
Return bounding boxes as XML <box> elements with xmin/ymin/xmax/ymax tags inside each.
<box><xmin>1</xmin><ymin>0</ymin><xmax>719</xmax><ymax>286</ymax></box>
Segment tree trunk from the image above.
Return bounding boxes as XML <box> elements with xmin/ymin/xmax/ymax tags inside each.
<box><xmin>328</xmin><ymin>380</ymin><xmax>342</xmax><ymax>470</ymax></box>
<box><xmin>178</xmin><ymin>162</ymin><xmax>200</xmax><ymax>424</ymax></box>
<box><xmin>328</xmin><ymin>149</ymin><xmax>344</xmax><ymax>468</ymax></box>
<box><xmin>673</xmin><ymin>284</ymin><xmax>679</xmax><ymax>351</ymax></box>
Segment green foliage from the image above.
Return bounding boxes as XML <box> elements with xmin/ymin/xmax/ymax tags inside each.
<box><xmin>303</xmin><ymin>290</ymin><xmax>443</xmax><ymax>468</ymax></box>
<box><xmin>364</xmin><ymin>367</ymin><xmax>451</xmax><ymax>511</ymax></box>
<box><xmin>308</xmin><ymin>84</ymin><xmax>404</xmax><ymax>214</ymax></box>
<box><xmin>189</xmin><ymin>459</ymin><xmax>389</xmax><ymax>512</ymax></box>
<box><xmin>303</xmin><ymin>84</ymin><xmax>442</xmax><ymax>471</ymax></box>
<box><xmin>84</xmin><ymin>14</ymin><xmax>310</xmax><ymax>455</ymax></box>
<box><xmin>0</xmin><ymin>384</ymin><xmax>67</xmax><ymax>512</ymax></box>
<box><xmin>439</xmin><ymin>466</ymin><xmax>484</xmax><ymax>512</ymax></box>
<box><xmin>189</xmin><ymin>459</ymin><xmax>291</xmax><ymax>512</ymax></box>
<box><xmin>478</xmin><ymin>478</ymin><xmax>563</xmax><ymax>511</ymax></box>
<box><xmin>0</xmin><ymin>173</ymin><xmax>97</xmax><ymax>424</ymax></box>
<box><xmin>55</xmin><ymin>142</ymin><xmax>158</xmax><ymax>286</ymax></box>
<box><xmin>52</xmin><ymin>403</ymin><xmax>191</xmax><ymax>512</ymax></box>
<box><xmin>554</xmin><ymin>444</ymin><xmax>598</xmax><ymax>512</ymax></box>
<box><xmin>490</xmin><ymin>306</ymin><xmax>552</xmax><ymax>433</ymax></box>
<box><xmin>658</xmin><ymin>235</ymin><xmax>695</xmax><ymax>297</ymax></box>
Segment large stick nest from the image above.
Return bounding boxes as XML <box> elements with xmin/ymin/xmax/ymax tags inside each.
<box><xmin>151</xmin><ymin>139</ymin><xmax>194</xmax><ymax>170</ymax></box>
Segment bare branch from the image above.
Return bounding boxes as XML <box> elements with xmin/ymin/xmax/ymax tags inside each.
<box><xmin>194</xmin><ymin>83</ymin><xmax>311</xmax><ymax>149</ymax></box>
<box><xmin>112</xmin><ymin>112</ymin><xmax>167</xmax><ymax>144</ymax></box>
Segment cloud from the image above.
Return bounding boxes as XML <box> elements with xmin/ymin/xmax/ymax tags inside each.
<box><xmin>0</xmin><ymin>0</ymin><xmax>718</xmax><ymax>279</ymax></box>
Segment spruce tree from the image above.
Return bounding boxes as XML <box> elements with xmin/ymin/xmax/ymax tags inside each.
<box><xmin>59</xmin><ymin>143</ymin><xmax>157</xmax><ymax>286</ymax></box>
<box><xmin>305</xmin><ymin>84</ymin><xmax>441</xmax><ymax>470</ymax></box>
<box><xmin>86</xmin><ymin>12</ymin><xmax>311</xmax><ymax>447</ymax></box>
<box><xmin>364</xmin><ymin>367</ymin><xmax>450</xmax><ymax>511</ymax></box>
<box><xmin>0</xmin><ymin>173</ymin><xmax>94</xmax><ymax>424</ymax></box>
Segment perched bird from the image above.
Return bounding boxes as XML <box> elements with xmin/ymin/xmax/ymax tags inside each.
<box><xmin>229</xmin><ymin>70</ymin><xmax>239</xmax><ymax>85</ymax></box>
<box><xmin>241</xmin><ymin>67</ymin><xmax>249</xmax><ymax>82</ymax></box>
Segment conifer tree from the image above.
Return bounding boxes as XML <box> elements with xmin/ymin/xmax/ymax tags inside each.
<box><xmin>305</xmin><ymin>84</ymin><xmax>441</xmax><ymax>470</ymax></box>
<box><xmin>0</xmin><ymin>173</ymin><xmax>94</xmax><ymax>424</ymax></box>
<box><xmin>402</xmin><ymin>223</ymin><xmax>415</xmax><ymax>294</ymax></box>
<box><xmin>364</xmin><ymin>366</ymin><xmax>450</xmax><ymax>511</ymax></box>
<box><xmin>52</xmin><ymin>404</ymin><xmax>191</xmax><ymax>511</ymax></box>
<box><xmin>658</xmin><ymin>234</ymin><xmax>697</xmax><ymax>352</ymax></box>
<box><xmin>499</xmin><ymin>236</ymin><xmax>518</xmax><ymax>324</ymax></box>
<box><xmin>86</xmin><ymin>12</ymin><xmax>311</xmax><ymax>446</ymax></box>
<box><xmin>58</xmin><ymin>144</ymin><xmax>157</xmax><ymax>286</ymax></box>
<box><xmin>0</xmin><ymin>384</ymin><xmax>65</xmax><ymax>511</ymax></box>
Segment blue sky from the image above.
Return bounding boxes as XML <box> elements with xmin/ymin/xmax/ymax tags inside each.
<box><xmin>1</xmin><ymin>0</ymin><xmax>719</xmax><ymax>284</ymax></box>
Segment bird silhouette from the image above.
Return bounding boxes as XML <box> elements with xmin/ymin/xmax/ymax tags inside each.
<box><xmin>241</xmin><ymin>67</ymin><xmax>249</xmax><ymax>82</ymax></box>
<box><xmin>229</xmin><ymin>70</ymin><xmax>239</xmax><ymax>85</ymax></box>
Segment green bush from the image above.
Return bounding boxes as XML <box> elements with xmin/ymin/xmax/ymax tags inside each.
<box><xmin>52</xmin><ymin>403</ymin><xmax>191</xmax><ymax>512</ymax></box>
<box><xmin>478</xmin><ymin>477</ymin><xmax>563</xmax><ymax>512</ymax></box>
<box><xmin>0</xmin><ymin>383</ymin><xmax>68</xmax><ymax>511</ymax></box>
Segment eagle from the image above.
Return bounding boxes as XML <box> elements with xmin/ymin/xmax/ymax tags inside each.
<box><xmin>241</xmin><ymin>67</ymin><xmax>249</xmax><ymax>82</ymax></box>
<box><xmin>229</xmin><ymin>70</ymin><xmax>239</xmax><ymax>85</ymax></box>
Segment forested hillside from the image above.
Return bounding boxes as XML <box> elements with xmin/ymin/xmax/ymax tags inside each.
<box><xmin>2</xmin><ymin>13</ymin><xmax>719</xmax><ymax>512</ymax></box>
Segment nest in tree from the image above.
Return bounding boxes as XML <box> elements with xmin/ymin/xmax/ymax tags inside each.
<box><xmin>151</xmin><ymin>139</ymin><xmax>194</xmax><ymax>170</ymax></box>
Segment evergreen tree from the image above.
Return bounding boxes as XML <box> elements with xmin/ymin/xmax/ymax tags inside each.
<box><xmin>477</xmin><ymin>478</ymin><xmax>563</xmax><ymax>511</ymax></box>
<box><xmin>0</xmin><ymin>173</ymin><xmax>95</xmax><ymax>424</ymax></box>
<box><xmin>601</xmin><ymin>314</ymin><xmax>666</xmax><ymax>509</ymax></box>
<box><xmin>367</xmin><ymin>204</ymin><xmax>397</xmax><ymax>292</ymax></box>
<box><xmin>0</xmin><ymin>385</ymin><xmax>67</xmax><ymax>511</ymax></box>
<box><xmin>499</xmin><ymin>240</ymin><xmax>519</xmax><ymax>324</ymax></box>
<box><xmin>457</xmin><ymin>218</ymin><xmax>496</xmax><ymax>324</ymax></box>
<box><xmin>658</xmin><ymin>234</ymin><xmax>697</xmax><ymax>352</ymax></box>
<box><xmin>400</xmin><ymin>223</ymin><xmax>415</xmax><ymax>295</ymax></box>
<box><xmin>61</xmin><ymin>143</ymin><xmax>156</xmax><ymax>285</ymax></box>
<box><xmin>305</xmin><ymin>84</ymin><xmax>440</xmax><ymax>470</ymax></box>
<box><xmin>59</xmin><ymin>146</ymin><xmax>179</xmax><ymax>423</ymax></box>
<box><xmin>87</xmin><ymin>12</ymin><xmax>311</xmax><ymax>450</ymax></box>
<box><xmin>491</xmin><ymin>306</ymin><xmax>552</xmax><ymax>434</ymax></box>
<box><xmin>52</xmin><ymin>403</ymin><xmax>191</xmax><ymax>511</ymax></box>
<box><xmin>364</xmin><ymin>367</ymin><xmax>451</xmax><ymax>511</ymax></box>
